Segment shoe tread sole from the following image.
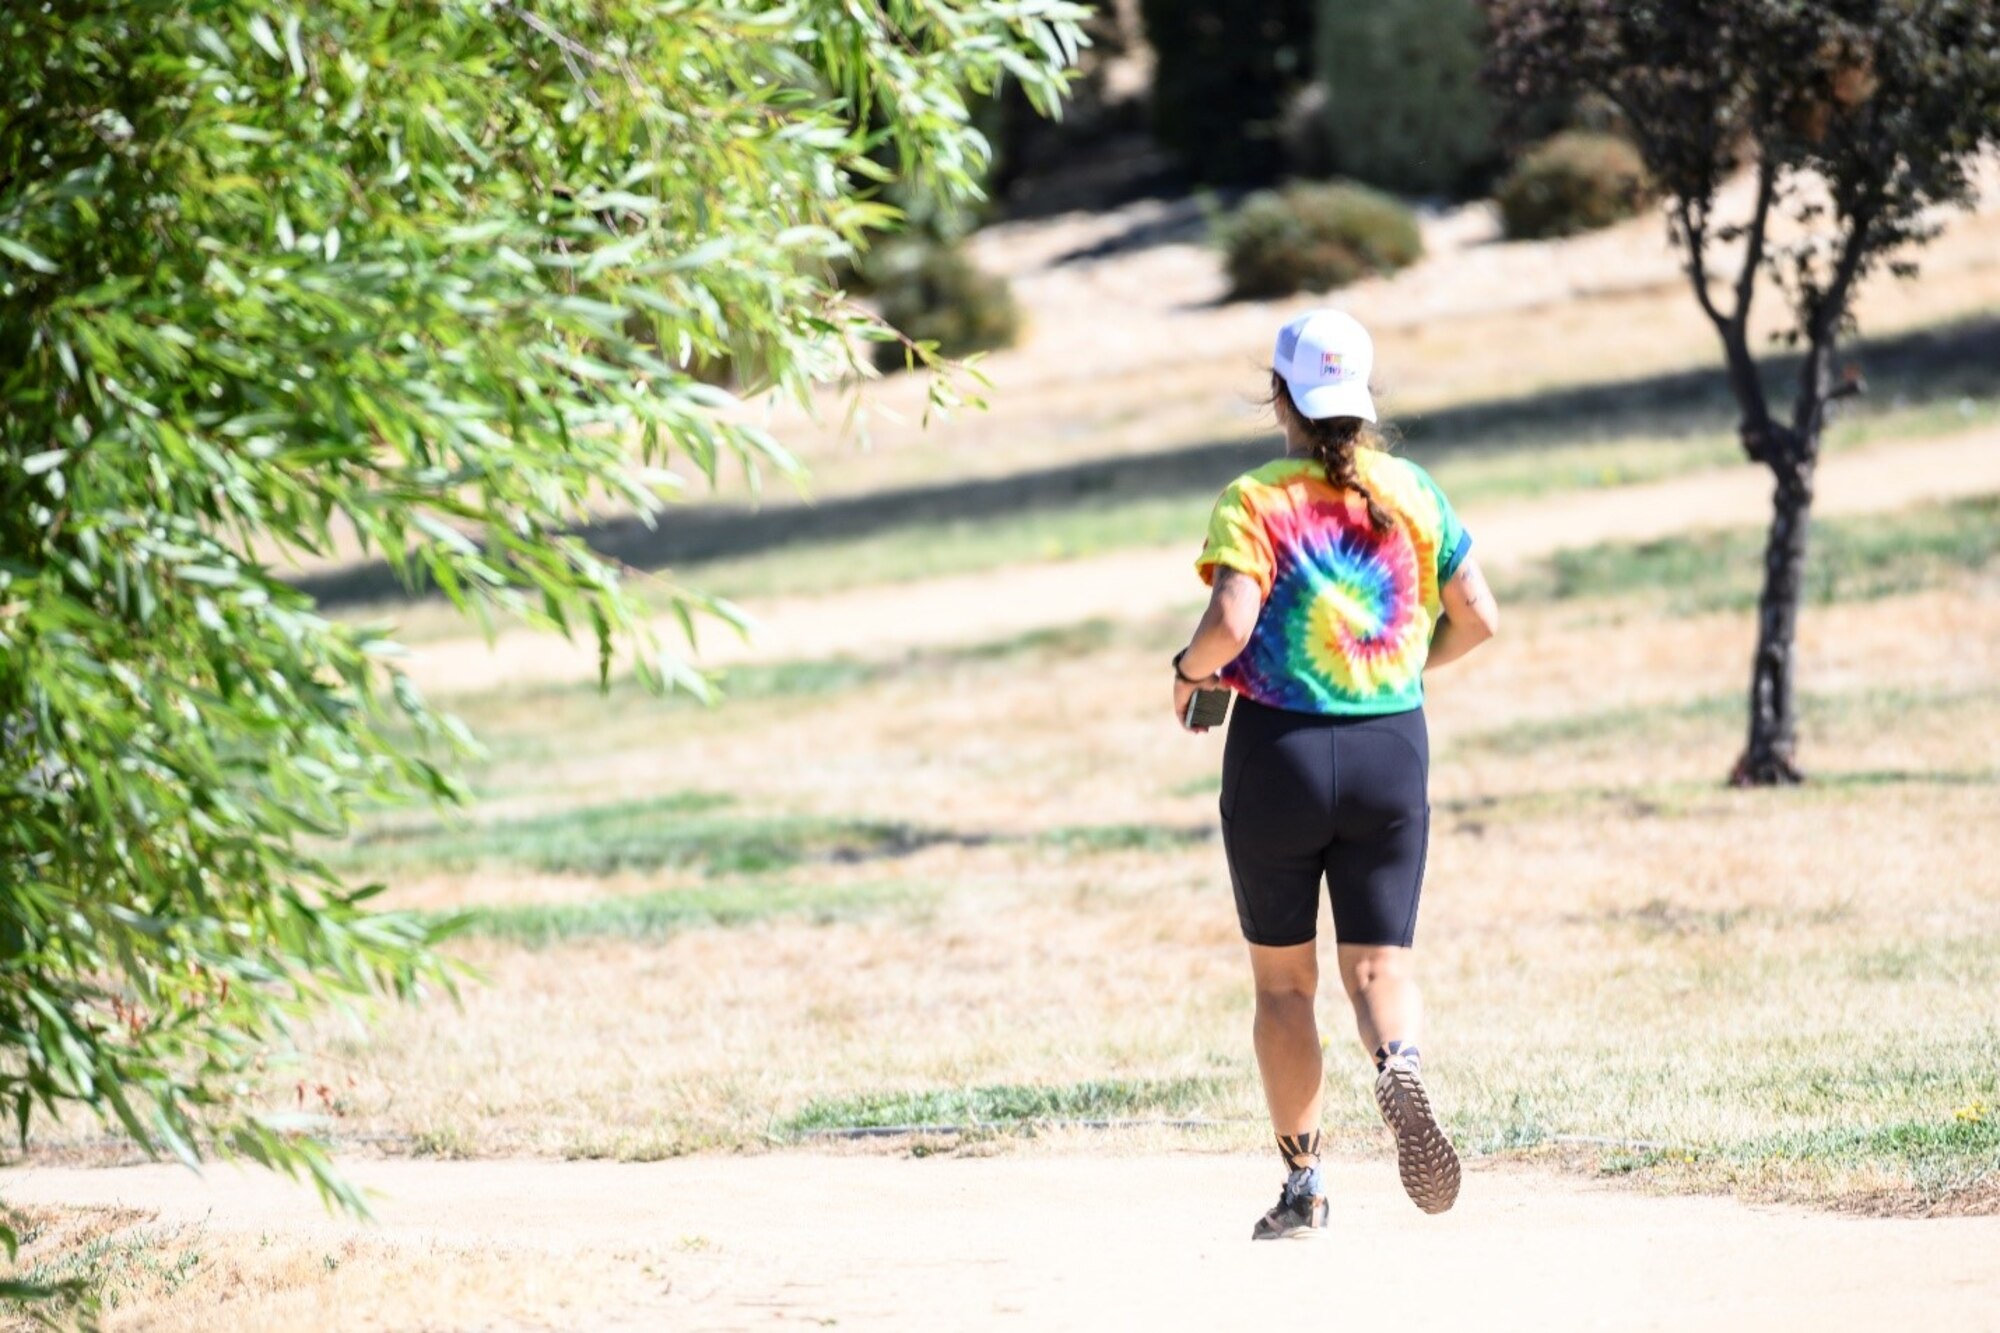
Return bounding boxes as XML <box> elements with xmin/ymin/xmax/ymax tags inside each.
<box><xmin>1374</xmin><ymin>1062</ymin><xmax>1461</xmax><ymax>1215</ymax></box>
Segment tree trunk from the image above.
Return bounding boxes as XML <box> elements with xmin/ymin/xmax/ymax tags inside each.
<box><xmin>1732</xmin><ymin>445</ymin><xmax>1816</xmax><ymax>786</ymax></box>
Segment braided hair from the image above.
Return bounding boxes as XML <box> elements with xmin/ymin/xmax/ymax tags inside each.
<box><xmin>1270</xmin><ymin>371</ymin><xmax>1393</xmax><ymax>533</ymax></box>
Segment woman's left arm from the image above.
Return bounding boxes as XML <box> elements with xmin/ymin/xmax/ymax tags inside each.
<box><xmin>1427</xmin><ymin>555</ymin><xmax>1499</xmax><ymax>671</ymax></box>
<box><xmin>1172</xmin><ymin>570</ymin><xmax>1263</xmax><ymax>729</ymax></box>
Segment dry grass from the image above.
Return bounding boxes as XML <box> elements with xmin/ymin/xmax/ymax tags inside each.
<box><xmin>100</xmin><ymin>560</ymin><xmax>1978</xmax><ymax>1221</ymax></box>
<box><xmin>267</xmin><ymin>762</ymin><xmax>1999</xmax><ymax>1204</ymax></box>
<box><xmin>1</xmin><ymin>1204</ymin><xmax>668</xmax><ymax>1332</ymax></box>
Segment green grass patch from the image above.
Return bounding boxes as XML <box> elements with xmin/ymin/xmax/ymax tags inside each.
<box><xmin>1731</xmin><ymin>1114</ymin><xmax>2000</xmax><ymax>1200</ymax></box>
<box><xmin>1450</xmin><ymin>684</ymin><xmax>2000</xmax><ymax>759</ymax></box>
<box><xmin>677</xmin><ymin>397</ymin><xmax>2000</xmax><ymax>603</ymax></box>
<box><xmin>343</xmin><ymin>787</ymin><xmax>1221</xmax><ymax>882</ymax></box>
<box><xmin>1451</xmin><ymin>695</ymin><xmax>1742</xmax><ymax>757</ymax></box>
<box><xmin>350</xmin><ymin>800</ymin><xmax>1232</xmax><ymax>880</ymax></box>
<box><xmin>436</xmin><ymin>879</ymin><xmax>918</xmax><ymax>946</ymax></box>
<box><xmin>688</xmin><ymin>495</ymin><xmax>1215</xmax><ymax>602</ymax></box>
<box><xmin>1600</xmin><ymin>1102</ymin><xmax>2000</xmax><ymax>1207</ymax></box>
<box><xmin>781</xmin><ymin>1075</ymin><xmax>1231</xmax><ymax>1134</ymax></box>
<box><xmin>1427</xmin><ymin>432</ymin><xmax>1742</xmax><ymax>504</ymax></box>
<box><xmin>1438</xmin><ymin>1027</ymin><xmax>2000</xmax><ymax>1207</ymax></box>
<box><xmin>1498</xmin><ymin>494</ymin><xmax>2000</xmax><ymax>614</ymax></box>
<box><xmin>1037</xmin><ymin>823</ymin><xmax>1214</xmax><ymax>853</ymax></box>
<box><xmin>1423</xmin><ymin>381</ymin><xmax>1999</xmax><ymax>506</ymax></box>
<box><xmin>1437</xmin><ymin>764</ymin><xmax>2000</xmax><ymax>830</ymax></box>
<box><xmin>341</xmin><ymin>795</ymin><xmax>937</xmax><ymax>879</ymax></box>
<box><xmin>950</xmin><ymin>618</ymin><xmax>1127</xmax><ymax>662</ymax></box>
<box><xmin>451</xmin><ymin>616</ymin><xmax>1162</xmax><ymax>739</ymax></box>
<box><xmin>444</xmin><ymin>661</ymin><xmax>894</xmax><ymax>753</ymax></box>
<box><xmin>2</xmin><ymin>1223</ymin><xmax>200</xmax><ymax>1318</ymax></box>
<box><xmin>687</xmin><ymin>617</ymin><xmax>1138</xmax><ymax>693</ymax></box>
<box><xmin>697</xmin><ymin>657</ymin><xmax>892</xmax><ymax>702</ymax></box>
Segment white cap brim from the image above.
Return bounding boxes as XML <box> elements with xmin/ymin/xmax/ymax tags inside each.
<box><xmin>1287</xmin><ymin>378</ymin><xmax>1376</xmax><ymax>423</ymax></box>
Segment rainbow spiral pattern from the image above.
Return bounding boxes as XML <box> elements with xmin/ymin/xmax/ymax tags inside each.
<box><xmin>1197</xmin><ymin>454</ymin><xmax>1468</xmax><ymax>715</ymax></box>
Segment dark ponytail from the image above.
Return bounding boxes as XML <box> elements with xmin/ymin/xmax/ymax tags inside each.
<box><xmin>1269</xmin><ymin>371</ymin><xmax>1393</xmax><ymax>533</ymax></box>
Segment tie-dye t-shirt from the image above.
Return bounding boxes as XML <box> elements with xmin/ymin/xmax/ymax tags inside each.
<box><xmin>1196</xmin><ymin>452</ymin><xmax>1470</xmax><ymax>716</ymax></box>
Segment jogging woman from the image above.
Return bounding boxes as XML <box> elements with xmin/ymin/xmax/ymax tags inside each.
<box><xmin>1171</xmin><ymin>310</ymin><xmax>1499</xmax><ymax>1239</ymax></box>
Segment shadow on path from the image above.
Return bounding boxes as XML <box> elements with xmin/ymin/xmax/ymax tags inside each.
<box><xmin>299</xmin><ymin>316</ymin><xmax>2000</xmax><ymax>607</ymax></box>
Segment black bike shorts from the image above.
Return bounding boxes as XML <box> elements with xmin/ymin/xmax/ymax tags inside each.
<box><xmin>1219</xmin><ymin>697</ymin><xmax>1431</xmax><ymax>949</ymax></box>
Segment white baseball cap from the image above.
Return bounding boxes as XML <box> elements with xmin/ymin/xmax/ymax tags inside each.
<box><xmin>1273</xmin><ymin>309</ymin><xmax>1376</xmax><ymax>422</ymax></box>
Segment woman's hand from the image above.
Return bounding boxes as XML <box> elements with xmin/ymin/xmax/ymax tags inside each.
<box><xmin>1173</xmin><ymin>568</ymin><xmax>1261</xmax><ymax>732</ymax></box>
<box><xmin>1173</xmin><ymin>670</ymin><xmax>1227</xmax><ymax>733</ymax></box>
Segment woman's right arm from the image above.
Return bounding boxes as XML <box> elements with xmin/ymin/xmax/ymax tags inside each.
<box><xmin>1427</xmin><ymin>555</ymin><xmax>1499</xmax><ymax>670</ymax></box>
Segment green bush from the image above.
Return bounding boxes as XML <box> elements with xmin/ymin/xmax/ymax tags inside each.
<box><xmin>1497</xmin><ymin>132</ymin><xmax>1653</xmax><ymax>240</ymax></box>
<box><xmin>866</xmin><ymin>241</ymin><xmax>1021</xmax><ymax>371</ymax></box>
<box><xmin>1141</xmin><ymin>0</ymin><xmax>1317</xmax><ymax>185</ymax></box>
<box><xmin>1317</xmin><ymin>0</ymin><xmax>1501</xmax><ymax>197</ymax></box>
<box><xmin>1221</xmin><ymin>182</ymin><xmax>1424</xmax><ymax>299</ymax></box>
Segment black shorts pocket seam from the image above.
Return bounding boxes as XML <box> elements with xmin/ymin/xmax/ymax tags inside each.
<box><xmin>1220</xmin><ymin>813</ymin><xmax>1261</xmax><ymax>942</ymax></box>
<box><xmin>1218</xmin><ymin>734</ymin><xmax>1265</xmax><ymax>823</ymax></box>
<box><xmin>1399</xmin><ymin>805</ymin><xmax>1431</xmax><ymax>948</ymax></box>
<box><xmin>1378</xmin><ymin>714</ymin><xmax>1430</xmax><ymax>783</ymax></box>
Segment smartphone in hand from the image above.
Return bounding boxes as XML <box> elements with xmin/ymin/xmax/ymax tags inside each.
<box><xmin>1184</xmin><ymin>688</ymin><xmax>1232</xmax><ymax>730</ymax></box>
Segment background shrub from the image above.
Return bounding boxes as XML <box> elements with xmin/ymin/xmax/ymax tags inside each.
<box><xmin>1140</xmin><ymin>0</ymin><xmax>1316</xmax><ymax>185</ymax></box>
<box><xmin>864</xmin><ymin>241</ymin><xmax>1022</xmax><ymax>371</ymax></box>
<box><xmin>1222</xmin><ymin>182</ymin><xmax>1424</xmax><ymax>299</ymax></box>
<box><xmin>1497</xmin><ymin>132</ymin><xmax>1653</xmax><ymax>240</ymax></box>
<box><xmin>1316</xmin><ymin>0</ymin><xmax>1501</xmax><ymax>197</ymax></box>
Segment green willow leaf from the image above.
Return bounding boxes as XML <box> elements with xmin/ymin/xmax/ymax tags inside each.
<box><xmin>0</xmin><ymin>236</ymin><xmax>60</xmax><ymax>275</ymax></box>
<box><xmin>1</xmin><ymin>1</ymin><xmax>1084</xmax><ymax>1276</ymax></box>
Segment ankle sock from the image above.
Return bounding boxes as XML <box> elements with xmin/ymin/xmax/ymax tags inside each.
<box><xmin>1373</xmin><ymin>1039</ymin><xmax>1422</xmax><ymax>1071</ymax></box>
<box><xmin>1276</xmin><ymin>1129</ymin><xmax>1323</xmax><ymax>1198</ymax></box>
<box><xmin>1277</xmin><ymin>1128</ymin><xmax>1322</xmax><ymax>1171</ymax></box>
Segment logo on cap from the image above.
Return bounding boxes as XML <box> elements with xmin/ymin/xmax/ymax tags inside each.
<box><xmin>1320</xmin><ymin>352</ymin><xmax>1344</xmax><ymax>380</ymax></box>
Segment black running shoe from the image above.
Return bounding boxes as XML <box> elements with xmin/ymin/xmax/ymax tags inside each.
<box><xmin>1251</xmin><ymin>1168</ymin><xmax>1329</xmax><ymax>1240</ymax></box>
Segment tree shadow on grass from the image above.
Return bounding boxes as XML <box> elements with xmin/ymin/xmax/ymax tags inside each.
<box><xmin>298</xmin><ymin>315</ymin><xmax>2000</xmax><ymax>607</ymax></box>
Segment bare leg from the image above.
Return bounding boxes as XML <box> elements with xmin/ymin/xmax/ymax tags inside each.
<box><xmin>1336</xmin><ymin>943</ymin><xmax>1422</xmax><ymax>1058</ymax></box>
<box><xmin>1247</xmin><ymin>941</ymin><xmax>1323</xmax><ymax>1136</ymax></box>
<box><xmin>1246</xmin><ymin>941</ymin><xmax>1335</xmax><ymax>1236</ymax></box>
<box><xmin>1341</xmin><ymin>943</ymin><xmax>1458</xmax><ymax>1213</ymax></box>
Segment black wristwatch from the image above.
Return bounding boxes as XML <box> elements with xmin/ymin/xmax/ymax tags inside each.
<box><xmin>1172</xmin><ymin>649</ymin><xmax>1203</xmax><ymax>684</ymax></box>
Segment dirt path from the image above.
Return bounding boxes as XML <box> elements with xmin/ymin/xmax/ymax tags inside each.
<box><xmin>7</xmin><ymin>1154</ymin><xmax>1998</xmax><ymax>1330</ymax></box>
<box><xmin>408</xmin><ymin>426</ymin><xmax>2000</xmax><ymax>697</ymax></box>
